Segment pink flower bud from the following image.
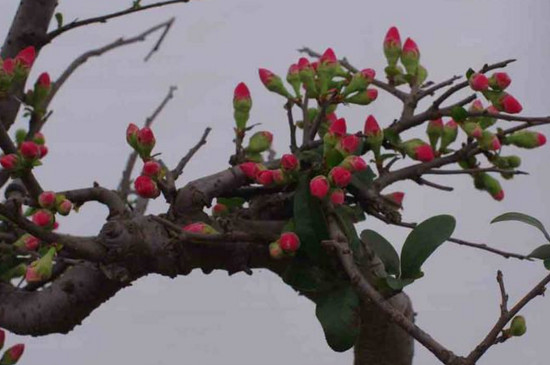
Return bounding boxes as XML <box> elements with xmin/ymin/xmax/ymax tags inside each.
<box><xmin>279</xmin><ymin>232</ymin><xmax>300</xmax><ymax>252</ymax></box>
<box><xmin>414</xmin><ymin>144</ymin><xmax>435</xmax><ymax>162</ymax></box>
<box><xmin>288</xmin><ymin>63</ymin><xmax>299</xmax><ymax>76</ymax></box>
<box><xmin>239</xmin><ymin>162</ymin><xmax>260</xmax><ymax>179</ymax></box>
<box><xmin>493</xmin><ymin>189</ymin><xmax>505</xmax><ymax>201</ymax></box>
<box><xmin>402</xmin><ymin>38</ymin><xmax>419</xmax><ymax>57</ymax></box>
<box><xmin>37</xmin><ymin>72</ymin><xmax>51</xmax><ymax>88</ymax></box>
<box><xmin>1</xmin><ymin>343</ymin><xmax>24</xmax><ymax>365</ymax></box>
<box><xmin>20</xmin><ymin>141</ymin><xmax>40</xmax><ymax>160</ymax></box>
<box><xmin>469</xmin><ymin>73</ymin><xmax>489</xmax><ymax>91</ymax></box>
<box><xmin>38</xmin><ymin>145</ymin><xmax>48</xmax><ymax>159</ymax></box>
<box><xmin>297</xmin><ymin>57</ymin><xmax>311</xmax><ymax>71</ymax></box>
<box><xmin>134</xmin><ymin>175</ymin><xmax>159</xmax><ymax>199</ymax></box>
<box><xmin>142</xmin><ymin>160</ymin><xmax>162</xmax><ymax>177</ymax></box>
<box><xmin>386</xmin><ymin>192</ymin><xmax>405</xmax><ymax>206</ymax></box>
<box><xmin>341</xmin><ymin>155</ymin><xmax>367</xmax><ymax>172</ymax></box>
<box><xmin>33</xmin><ymin>132</ymin><xmax>45</xmax><ymax>145</ymax></box>
<box><xmin>470</xmin><ymin>99</ymin><xmax>484</xmax><ymax>112</ymax></box>
<box><xmin>489</xmin><ymin>72</ymin><xmax>511</xmax><ymax>90</ymax></box>
<box><xmin>330</xmin><ymin>189</ymin><xmax>345</xmax><ymax>205</ymax></box>
<box><xmin>320</xmin><ymin>48</ymin><xmax>338</xmax><ymax>65</ymax></box>
<box><xmin>490</xmin><ymin>135</ymin><xmax>501</xmax><ymax>150</ymax></box>
<box><xmin>329</xmin><ymin>166</ymin><xmax>352</xmax><ymax>187</ymax></box>
<box><xmin>126</xmin><ymin>123</ymin><xmax>139</xmax><ymax>147</ymax></box>
<box><xmin>15</xmin><ymin>46</ymin><xmax>35</xmax><ymax>68</ymax></box>
<box><xmin>57</xmin><ymin>199</ymin><xmax>72</xmax><ymax>216</ymax></box>
<box><xmin>25</xmin><ymin>266</ymin><xmax>41</xmax><ymax>282</ymax></box>
<box><xmin>500</xmin><ymin>94</ymin><xmax>522</xmax><ymax>114</ymax></box>
<box><xmin>24</xmin><ymin>235</ymin><xmax>40</xmax><ymax>251</ymax></box>
<box><xmin>2</xmin><ymin>58</ymin><xmax>15</xmax><ymax>75</ymax></box>
<box><xmin>256</xmin><ymin>170</ymin><xmax>274</xmax><ymax>186</ymax></box>
<box><xmin>32</xmin><ymin>209</ymin><xmax>54</xmax><ymax>227</ymax></box>
<box><xmin>38</xmin><ymin>191</ymin><xmax>56</xmax><ymax>209</ymax></box>
<box><xmin>487</xmin><ymin>105</ymin><xmax>499</xmax><ymax>114</ymax></box>
<box><xmin>364</xmin><ymin>115</ymin><xmax>381</xmax><ymax>136</ymax></box>
<box><xmin>329</xmin><ymin>118</ymin><xmax>347</xmax><ymax>136</ymax></box>
<box><xmin>337</xmin><ymin>134</ymin><xmax>360</xmax><ymax>155</ymax></box>
<box><xmin>258</xmin><ymin>68</ymin><xmax>275</xmax><ymax>85</ymax></box>
<box><xmin>269</xmin><ymin>241</ymin><xmax>284</xmax><ymax>259</ymax></box>
<box><xmin>310</xmin><ymin>175</ymin><xmax>330</xmax><ymax>198</ymax></box>
<box><xmin>383</xmin><ymin>27</ymin><xmax>402</xmax><ymax>65</ymax></box>
<box><xmin>0</xmin><ymin>154</ymin><xmax>18</xmax><ymax>170</ymax></box>
<box><xmin>281</xmin><ymin>154</ymin><xmax>299</xmax><ymax>171</ymax></box>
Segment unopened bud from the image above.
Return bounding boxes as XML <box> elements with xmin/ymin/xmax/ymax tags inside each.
<box><xmin>0</xmin><ymin>343</ymin><xmax>24</xmax><ymax>365</ymax></box>
<box><xmin>19</xmin><ymin>141</ymin><xmax>40</xmax><ymax>160</ymax></box>
<box><xmin>279</xmin><ymin>232</ymin><xmax>301</xmax><ymax>252</ymax></box>
<box><xmin>269</xmin><ymin>241</ymin><xmax>284</xmax><ymax>259</ymax></box>
<box><xmin>468</xmin><ymin>73</ymin><xmax>489</xmax><ymax>91</ymax></box>
<box><xmin>427</xmin><ymin>118</ymin><xmax>444</xmax><ymax>149</ymax></box>
<box><xmin>489</xmin><ymin>72</ymin><xmax>511</xmax><ymax>91</ymax></box>
<box><xmin>281</xmin><ymin>154</ymin><xmax>300</xmax><ymax>171</ymax></box>
<box><xmin>134</xmin><ymin>175</ymin><xmax>159</xmax><ymax>199</ymax></box>
<box><xmin>183</xmin><ymin>222</ymin><xmax>218</xmax><ymax>235</ymax></box>
<box><xmin>0</xmin><ymin>154</ymin><xmax>19</xmax><ymax>170</ymax></box>
<box><xmin>385</xmin><ymin>192</ymin><xmax>405</xmax><ymax>207</ymax></box>
<box><xmin>309</xmin><ymin>175</ymin><xmax>330</xmax><ymax>198</ymax></box>
<box><xmin>341</xmin><ymin>155</ymin><xmax>367</xmax><ymax>172</ymax></box>
<box><xmin>329</xmin><ymin>166</ymin><xmax>352</xmax><ymax>187</ymax></box>
<box><xmin>336</xmin><ymin>134</ymin><xmax>360</xmax><ymax>156</ymax></box>
<box><xmin>239</xmin><ymin>162</ymin><xmax>260</xmax><ymax>179</ymax></box>
<box><xmin>330</xmin><ymin>189</ymin><xmax>345</xmax><ymax>205</ymax></box>
<box><xmin>38</xmin><ymin>191</ymin><xmax>56</xmax><ymax>209</ymax></box>
<box><xmin>401</xmin><ymin>38</ymin><xmax>420</xmax><ymax>75</ymax></box>
<box><xmin>383</xmin><ymin>26</ymin><xmax>402</xmax><ymax>66</ymax></box>
<box><xmin>56</xmin><ymin>199</ymin><xmax>72</xmax><ymax>216</ymax></box>
<box><xmin>440</xmin><ymin>119</ymin><xmax>458</xmax><ymax>152</ymax></box>
<box><xmin>401</xmin><ymin>139</ymin><xmax>435</xmax><ymax>162</ymax></box>
<box><xmin>506</xmin><ymin>131</ymin><xmax>546</xmax><ymax>149</ymax></box>
<box><xmin>26</xmin><ymin>247</ymin><xmax>55</xmax><ymax>283</ymax></box>
<box><xmin>258</xmin><ymin>68</ymin><xmax>292</xmax><ymax>98</ymax></box>
<box><xmin>345</xmin><ymin>88</ymin><xmax>378</xmax><ymax>105</ymax></box>
<box><xmin>509</xmin><ymin>315</ymin><xmax>526</xmax><ymax>337</ymax></box>
<box><xmin>32</xmin><ymin>209</ymin><xmax>54</xmax><ymax>228</ymax></box>
<box><xmin>247</xmin><ymin>131</ymin><xmax>273</xmax><ymax>153</ymax></box>
<box><xmin>256</xmin><ymin>169</ymin><xmax>274</xmax><ymax>186</ymax></box>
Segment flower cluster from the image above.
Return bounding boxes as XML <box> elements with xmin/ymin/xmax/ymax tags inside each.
<box><xmin>0</xmin><ymin>46</ymin><xmax>35</xmax><ymax>96</ymax></box>
<box><xmin>239</xmin><ymin>152</ymin><xmax>301</xmax><ymax>186</ymax></box>
<box><xmin>269</xmin><ymin>232</ymin><xmax>301</xmax><ymax>259</ymax></box>
<box><xmin>126</xmin><ymin>124</ymin><xmax>163</xmax><ymax>199</ymax></box>
<box><xmin>0</xmin><ymin>131</ymin><xmax>49</xmax><ymax>174</ymax></box>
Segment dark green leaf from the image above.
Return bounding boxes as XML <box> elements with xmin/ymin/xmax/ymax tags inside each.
<box><xmin>55</xmin><ymin>12</ymin><xmax>63</xmax><ymax>29</ymax></box>
<box><xmin>451</xmin><ymin>106</ymin><xmax>468</xmax><ymax>122</ymax></box>
<box><xmin>294</xmin><ymin>176</ymin><xmax>330</xmax><ymax>262</ymax></box>
<box><xmin>360</xmin><ymin>230</ymin><xmax>400</xmax><ymax>276</ymax></box>
<box><xmin>217</xmin><ymin>197</ymin><xmax>245</xmax><ymax>208</ymax></box>
<box><xmin>491</xmin><ymin>212</ymin><xmax>550</xmax><ymax>242</ymax></box>
<box><xmin>282</xmin><ymin>259</ymin><xmax>337</xmax><ymax>294</ymax></box>
<box><xmin>544</xmin><ymin>259</ymin><xmax>550</xmax><ymax>270</ymax></box>
<box><xmin>400</xmin><ymin>215</ymin><xmax>456</xmax><ymax>279</ymax></box>
<box><xmin>325</xmin><ymin>148</ymin><xmax>344</xmax><ymax>168</ymax></box>
<box><xmin>316</xmin><ymin>285</ymin><xmax>361</xmax><ymax>352</ymax></box>
<box><xmin>334</xmin><ymin>207</ymin><xmax>361</xmax><ymax>253</ymax></box>
<box><xmin>465</xmin><ymin>68</ymin><xmax>475</xmax><ymax>80</ymax></box>
<box><xmin>528</xmin><ymin>245</ymin><xmax>550</xmax><ymax>259</ymax></box>
<box><xmin>385</xmin><ymin>276</ymin><xmax>415</xmax><ymax>290</ymax></box>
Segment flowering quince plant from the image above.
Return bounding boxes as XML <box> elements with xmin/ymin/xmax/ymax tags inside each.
<box><xmin>1</xmin><ymin>4</ymin><xmax>550</xmax><ymax>363</ymax></box>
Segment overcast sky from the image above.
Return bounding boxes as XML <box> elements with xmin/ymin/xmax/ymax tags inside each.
<box><xmin>2</xmin><ymin>1</ymin><xmax>550</xmax><ymax>364</ymax></box>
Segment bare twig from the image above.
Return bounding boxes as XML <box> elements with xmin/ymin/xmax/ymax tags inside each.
<box><xmin>171</xmin><ymin>127</ymin><xmax>212</xmax><ymax>180</ymax></box>
<box><xmin>119</xmin><ymin>85</ymin><xmax>177</xmax><ymax>200</ymax></box>
<box><xmin>426</xmin><ymin>168</ymin><xmax>528</xmax><ymax>176</ymax></box>
<box><xmin>45</xmin><ymin>1</ymin><xmax>189</xmax><ymax>42</ymax></box>
<box><xmin>45</xmin><ymin>19</ymin><xmax>175</xmax><ymax>111</ymax></box>
<box><xmin>415</xmin><ymin>177</ymin><xmax>454</xmax><ymax>192</ymax></box>
<box><xmin>417</xmin><ymin>75</ymin><xmax>462</xmax><ymax>100</ymax></box>
<box><xmin>285</xmin><ymin>102</ymin><xmax>297</xmax><ymax>152</ymax></box>
<box><xmin>497</xmin><ymin>270</ymin><xmax>509</xmax><ymax>315</ymax></box>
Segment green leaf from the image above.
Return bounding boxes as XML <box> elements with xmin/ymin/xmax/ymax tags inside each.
<box><xmin>217</xmin><ymin>197</ymin><xmax>245</xmax><ymax>208</ymax></box>
<box><xmin>491</xmin><ymin>212</ymin><xmax>550</xmax><ymax>242</ymax></box>
<box><xmin>528</xmin><ymin>245</ymin><xmax>550</xmax><ymax>259</ymax></box>
<box><xmin>293</xmin><ymin>176</ymin><xmax>330</xmax><ymax>262</ymax></box>
<box><xmin>465</xmin><ymin>68</ymin><xmax>475</xmax><ymax>80</ymax></box>
<box><xmin>315</xmin><ymin>285</ymin><xmax>361</xmax><ymax>352</ymax></box>
<box><xmin>544</xmin><ymin>259</ymin><xmax>550</xmax><ymax>270</ymax></box>
<box><xmin>282</xmin><ymin>258</ymin><xmax>337</xmax><ymax>294</ymax></box>
<box><xmin>352</xmin><ymin>166</ymin><xmax>376</xmax><ymax>187</ymax></box>
<box><xmin>451</xmin><ymin>106</ymin><xmax>468</xmax><ymax>122</ymax></box>
<box><xmin>400</xmin><ymin>215</ymin><xmax>456</xmax><ymax>279</ymax></box>
<box><xmin>385</xmin><ymin>276</ymin><xmax>415</xmax><ymax>290</ymax></box>
<box><xmin>334</xmin><ymin>207</ymin><xmax>361</xmax><ymax>253</ymax></box>
<box><xmin>55</xmin><ymin>12</ymin><xmax>64</xmax><ymax>29</ymax></box>
<box><xmin>361</xmin><ymin>230</ymin><xmax>400</xmax><ymax>276</ymax></box>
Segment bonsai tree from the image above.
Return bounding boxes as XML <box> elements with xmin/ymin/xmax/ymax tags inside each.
<box><xmin>0</xmin><ymin>2</ymin><xmax>548</xmax><ymax>365</ymax></box>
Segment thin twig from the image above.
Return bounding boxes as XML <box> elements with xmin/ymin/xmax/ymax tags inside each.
<box><xmin>45</xmin><ymin>20</ymin><xmax>175</xmax><ymax>111</ymax></box>
<box><xmin>417</xmin><ymin>75</ymin><xmax>462</xmax><ymax>100</ymax></box>
<box><xmin>415</xmin><ymin>177</ymin><xmax>454</xmax><ymax>192</ymax></box>
<box><xmin>285</xmin><ymin>101</ymin><xmax>297</xmax><ymax>152</ymax></box>
<box><xmin>426</xmin><ymin>168</ymin><xmax>527</xmax><ymax>176</ymax></box>
<box><xmin>497</xmin><ymin>270</ymin><xmax>509</xmax><ymax>315</ymax></box>
<box><xmin>171</xmin><ymin>127</ymin><xmax>212</xmax><ymax>180</ymax></box>
<box><xmin>45</xmin><ymin>1</ymin><xmax>189</xmax><ymax>42</ymax></box>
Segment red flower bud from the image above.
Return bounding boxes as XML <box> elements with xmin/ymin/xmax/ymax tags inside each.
<box><xmin>338</xmin><ymin>134</ymin><xmax>360</xmax><ymax>155</ymax></box>
<box><xmin>320</xmin><ymin>48</ymin><xmax>338</xmax><ymax>65</ymax></box>
<box><xmin>134</xmin><ymin>175</ymin><xmax>159</xmax><ymax>199</ymax></box>
<box><xmin>234</xmin><ymin>82</ymin><xmax>251</xmax><ymax>102</ymax></box>
<box><xmin>279</xmin><ymin>232</ymin><xmax>300</xmax><ymax>252</ymax></box>
<box><xmin>361</xmin><ymin>68</ymin><xmax>376</xmax><ymax>81</ymax></box>
<box><xmin>0</xmin><ymin>154</ymin><xmax>19</xmax><ymax>170</ymax></box>
<box><xmin>489</xmin><ymin>72</ymin><xmax>511</xmax><ymax>90</ymax></box>
<box><xmin>384</xmin><ymin>27</ymin><xmax>401</xmax><ymax>48</ymax></box>
<box><xmin>500</xmin><ymin>94</ymin><xmax>522</xmax><ymax>114</ymax></box>
<box><xmin>126</xmin><ymin>123</ymin><xmax>139</xmax><ymax>147</ymax></box>
<box><xmin>1</xmin><ymin>343</ymin><xmax>24</xmax><ymax>365</ymax></box>
<box><xmin>341</xmin><ymin>155</ymin><xmax>367</xmax><ymax>172</ymax></box>
<box><xmin>57</xmin><ymin>199</ymin><xmax>72</xmax><ymax>216</ymax></box>
<box><xmin>24</xmin><ymin>235</ymin><xmax>40</xmax><ymax>251</ymax></box>
<box><xmin>330</xmin><ymin>189</ymin><xmax>345</xmax><ymax>205</ymax></box>
<box><xmin>15</xmin><ymin>46</ymin><xmax>35</xmax><ymax>68</ymax></box>
<box><xmin>288</xmin><ymin>63</ymin><xmax>299</xmax><ymax>76</ymax></box>
<box><xmin>258</xmin><ymin>68</ymin><xmax>275</xmax><ymax>85</ymax></box>
<box><xmin>383</xmin><ymin>27</ymin><xmax>402</xmax><ymax>66</ymax></box>
<box><xmin>469</xmin><ymin>73</ymin><xmax>489</xmax><ymax>91</ymax></box>
<box><xmin>329</xmin><ymin>166</ymin><xmax>352</xmax><ymax>187</ymax></box>
<box><xmin>2</xmin><ymin>58</ymin><xmax>15</xmax><ymax>75</ymax></box>
<box><xmin>364</xmin><ymin>115</ymin><xmax>381</xmax><ymax>136</ymax></box>
<box><xmin>297</xmin><ymin>57</ymin><xmax>311</xmax><ymax>71</ymax></box>
<box><xmin>329</xmin><ymin>118</ymin><xmax>347</xmax><ymax>136</ymax></box>
<box><xmin>38</xmin><ymin>145</ymin><xmax>48</xmax><ymax>159</ymax></box>
<box><xmin>32</xmin><ymin>209</ymin><xmax>54</xmax><ymax>227</ymax></box>
<box><xmin>213</xmin><ymin>203</ymin><xmax>228</xmax><ymax>216</ymax></box>
<box><xmin>493</xmin><ymin>189</ymin><xmax>505</xmax><ymax>201</ymax></box>
<box><xmin>38</xmin><ymin>191</ymin><xmax>56</xmax><ymax>209</ymax></box>
<box><xmin>239</xmin><ymin>162</ymin><xmax>260</xmax><ymax>179</ymax></box>
<box><xmin>182</xmin><ymin>222</ymin><xmax>218</xmax><ymax>235</ymax></box>
<box><xmin>256</xmin><ymin>169</ymin><xmax>274</xmax><ymax>186</ymax></box>
<box><xmin>414</xmin><ymin>144</ymin><xmax>435</xmax><ymax>162</ymax></box>
<box><xmin>137</xmin><ymin>127</ymin><xmax>155</xmax><ymax>147</ymax></box>
<box><xmin>470</xmin><ymin>99</ymin><xmax>484</xmax><ymax>112</ymax></box>
<box><xmin>281</xmin><ymin>154</ymin><xmax>299</xmax><ymax>171</ymax></box>
<box><xmin>402</xmin><ymin>38</ymin><xmax>419</xmax><ymax>56</ymax></box>
<box><xmin>311</xmin><ymin>61</ymin><xmax>319</xmax><ymax>71</ymax></box>
<box><xmin>37</xmin><ymin>72</ymin><xmax>51</xmax><ymax>88</ymax></box>
<box><xmin>490</xmin><ymin>135</ymin><xmax>501</xmax><ymax>150</ymax></box>
<box><xmin>142</xmin><ymin>160</ymin><xmax>162</xmax><ymax>177</ymax></box>
<box><xmin>310</xmin><ymin>175</ymin><xmax>330</xmax><ymax>198</ymax></box>
<box><xmin>20</xmin><ymin>141</ymin><xmax>40</xmax><ymax>160</ymax></box>
<box><xmin>386</xmin><ymin>192</ymin><xmax>405</xmax><ymax>206</ymax></box>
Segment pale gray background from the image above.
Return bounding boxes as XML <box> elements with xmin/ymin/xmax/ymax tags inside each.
<box><xmin>2</xmin><ymin>1</ymin><xmax>550</xmax><ymax>364</ymax></box>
